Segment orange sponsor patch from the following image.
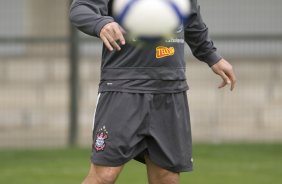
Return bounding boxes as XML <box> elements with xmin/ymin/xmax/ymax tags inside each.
<box><xmin>156</xmin><ymin>46</ymin><xmax>175</xmax><ymax>59</ymax></box>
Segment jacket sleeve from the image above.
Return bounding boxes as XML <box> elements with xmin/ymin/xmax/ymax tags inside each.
<box><xmin>185</xmin><ymin>0</ymin><xmax>222</xmax><ymax>67</ymax></box>
<box><xmin>69</xmin><ymin>0</ymin><xmax>114</xmax><ymax>37</ymax></box>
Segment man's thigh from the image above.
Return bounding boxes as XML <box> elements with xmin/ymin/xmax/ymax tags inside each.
<box><xmin>91</xmin><ymin>92</ymin><xmax>149</xmax><ymax>166</ymax></box>
<box><xmin>146</xmin><ymin>92</ymin><xmax>193</xmax><ymax>173</ymax></box>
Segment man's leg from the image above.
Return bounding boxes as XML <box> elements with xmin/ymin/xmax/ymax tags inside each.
<box><xmin>145</xmin><ymin>156</ymin><xmax>180</xmax><ymax>184</ymax></box>
<box><xmin>82</xmin><ymin>163</ymin><xmax>124</xmax><ymax>184</ymax></box>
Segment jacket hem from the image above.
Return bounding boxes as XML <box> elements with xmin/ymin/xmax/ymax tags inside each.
<box><xmin>101</xmin><ymin>67</ymin><xmax>187</xmax><ymax>80</ymax></box>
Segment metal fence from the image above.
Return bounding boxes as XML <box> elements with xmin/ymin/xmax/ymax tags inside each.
<box><xmin>0</xmin><ymin>0</ymin><xmax>282</xmax><ymax>148</ymax></box>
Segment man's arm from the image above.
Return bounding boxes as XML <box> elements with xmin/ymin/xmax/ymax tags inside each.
<box><xmin>185</xmin><ymin>0</ymin><xmax>236</xmax><ymax>90</ymax></box>
<box><xmin>69</xmin><ymin>0</ymin><xmax>125</xmax><ymax>51</ymax></box>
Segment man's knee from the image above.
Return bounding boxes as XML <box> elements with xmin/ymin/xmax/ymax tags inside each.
<box><xmin>84</xmin><ymin>164</ymin><xmax>123</xmax><ymax>184</ymax></box>
<box><xmin>95</xmin><ymin>168</ymin><xmax>120</xmax><ymax>184</ymax></box>
<box><xmin>151</xmin><ymin>169</ymin><xmax>179</xmax><ymax>184</ymax></box>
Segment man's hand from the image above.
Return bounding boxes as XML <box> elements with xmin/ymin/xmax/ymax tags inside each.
<box><xmin>211</xmin><ymin>59</ymin><xmax>237</xmax><ymax>91</ymax></box>
<box><xmin>100</xmin><ymin>22</ymin><xmax>126</xmax><ymax>51</ymax></box>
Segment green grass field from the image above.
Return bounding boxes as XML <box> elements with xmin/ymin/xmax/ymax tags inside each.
<box><xmin>0</xmin><ymin>144</ymin><xmax>281</xmax><ymax>184</ymax></box>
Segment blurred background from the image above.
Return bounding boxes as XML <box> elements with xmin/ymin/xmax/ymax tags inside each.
<box><xmin>0</xmin><ymin>0</ymin><xmax>281</xmax><ymax>183</ymax></box>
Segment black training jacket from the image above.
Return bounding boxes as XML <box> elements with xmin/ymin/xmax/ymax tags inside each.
<box><xmin>69</xmin><ymin>0</ymin><xmax>222</xmax><ymax>93</ymax></box>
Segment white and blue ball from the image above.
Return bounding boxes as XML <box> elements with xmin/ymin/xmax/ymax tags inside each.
<box><xmin>113</xmin><ymin>0</ymin><xmax>191</xmax><ymax>39</ymax></box>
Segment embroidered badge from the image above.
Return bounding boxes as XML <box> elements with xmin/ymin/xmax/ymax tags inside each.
<box><xmin>94</xmin><ymin>126</ymin><xmax>109</xmax><ymax>152</ymax></box>
<box><xmin>156</xmin><ymin>46</ymin><xmax>175</xmax><ymax>59</ymax></box>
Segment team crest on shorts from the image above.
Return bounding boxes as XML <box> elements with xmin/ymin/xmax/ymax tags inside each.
<box><xmin>94</xmin><ymin>126</ymin><xmax>109</xmax><ymax>152</ymax></box>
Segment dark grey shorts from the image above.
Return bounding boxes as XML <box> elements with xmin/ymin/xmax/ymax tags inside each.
<box><xmin>91</xmin><ymin>91</ymin><xmax>193</xmax><ymax>173</ymax></box>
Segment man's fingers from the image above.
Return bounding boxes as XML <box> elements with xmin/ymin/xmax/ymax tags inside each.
<box><xmin>106</xmin><ymin>31</ymin><xmax>121</xmax><ymax>50</ymax></box>
<box><xmin>218</xmin><ymin>71</ymin><xmax>231</xmax><ymax>89</ymax></box>
<box><xmin>211</xmin><ymin>59</ymin><xmax>237</xmax><ymax>91</ymax></box>
<box><xmin>100</xmin><ymin>22</ymin><xmax>125</xmax><ymax>51</ymax></box>
<box><xmin>218</xmin><ymin>80</ymin><xmax>227</xmax><ymax>89</ymax></box>
<box><xmin>220</xmin><ymin>71</ymin><xmax>231</xmax><ymax>84</ymax></box>
<box><xmin>113</xmin><ymin>26</ymin><xmax>126</xmax><ymax>45</ymax></box>
<box><xmin>100</xmin><ymin>35</ymin><xmax>113</xmax><ymax>51</ymax></box>
<box><xmin>111</xmin><ymin>40</ymin><xmax>121</xmax><ymax>51</ymax></box>
<box><xmin>226</xmin><ymin>70</ymin><xmax>236</xmax><ymax>91</ymax></box>
<box><xmin>104</xmin><ymin>32</ymin><xmax>121</xmax><ymax>51</ymax></box>
<box><xmin>231</xmin><ymin>80</ymin><xmax>236</xmax><ymax>91</ymax></box>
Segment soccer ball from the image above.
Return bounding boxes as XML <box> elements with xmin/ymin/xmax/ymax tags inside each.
<box><xmin>113</xmin><ymin>0</ymin><xmax>191</xmax><ymax>40</ymax></box>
